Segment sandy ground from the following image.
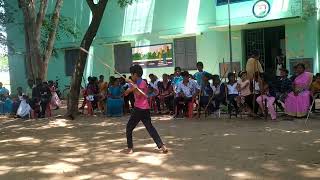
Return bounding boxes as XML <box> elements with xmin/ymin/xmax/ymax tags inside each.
<box><xmin>0</xmin><ymin>108</ymin><xmax>320</xmax><ymax>180</ymax></box>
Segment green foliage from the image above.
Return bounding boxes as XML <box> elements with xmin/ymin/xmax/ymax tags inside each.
<box><xmin>41</xmin><ymin>14</ymin><xmax>80</xmax><ymax>58</ymax></box>
<box><xmin>0</xmin><ymin>55</ymin><xmax>8</xmax><ymax>71</ymax></box>
<box><xmin>0</xmin><ymin>0</ymin><xmax>17</xmax><ymax>55</ymax></box>
<box><xmin>302</xmin><ymin>0</ymin><xmax>318</xmax><ymax>19</ymax></box>
<box><xmin>117</xmin><ymin>0</ymin><xmax>135</xmax><ymax>8</ymax></box>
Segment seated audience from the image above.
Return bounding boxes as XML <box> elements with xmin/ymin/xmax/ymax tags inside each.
<box><xmin>86</xmin><ymin>76</ymin><xmax>99</xmax><ymax>110</ymax></box>
<box><xmin>158</xmin><ymin>74</ymin><xmax>174</xmax><ymax>113</ymax></box>
<box><xmin>79</xmin><ymin>76</ymin><xmax>92</xmax><ymax>110</ymax></box>
<box><xmin>226</xmin><ymin>73</ymin><xmax>239</xmax><ymax>114</ymax></box>
<box><xmin>32</xmin><ymin>80</ymin><xmax>52</xmax><ymax>118</ymax></box>
<box><xmin>211</xmin><ymin>75</ymin><xmax>226</xmax><ymax>112</ymax></box>
<box><xmin>174</xmin><ymin>71</ymin><xmax>200</xmax><ymax>118</ymax></box>
<box><xmin>149</xmin><ymin>74</ymin><xmax>160</xmax><ymax>111</ymax></box>
<box><xmin>172</xmin><ymin>67</ymin><xmax>183</xmax><ymax>90</ymax></box>
<box><xmin>199</xmin><ymin>72</ymin><xmax>214</xmax><ymax>113</ymax></box>
<box><xmin>275</xmin><ymin>68</ymin><xmax>292</xmax><ymax>110</ymax></box>
<box><xmin>237</xmin><ymin>71</ymin><xmax>253</xmax><ymax>114</ymax></box>
<box><xmin>311</xmin><ymin>73</ymin><xmax>320</xmax><ymax>95</ymax></box>
<box><xmin>285</xmin><ymin>63</ymin><xmax>313</xmax><ymax>117</ymax></box>
<box><xmin>106</xmin><ymin>78</ymin><xmax>124</xmax><ymax>117</ymax></box>
<box><xmin>12</xmin><ymin>87</ymin><xmax>24</xmax><ymax>114</ymax></box>
<box><xmin>0</xmin><ymin>82</ymin><xmax>12</xmax><ymax>115</ymax></box>
<box><xmin>252</xmin><ymin>72</ymin><xmax>261</xmax><ymax>114</ymax></box>
<box><xmin>0</xmin><ymin>82</ymin><xmax>9</xmax><ymax>98</ymax></box>
<box><xmin>48</xmin><ymin>80</ymin><xmax>61</xmax><ymax>110</ymax></box>
<box><xmin>310</xmin><ymin>73</ymin><xmax>320</xmax><ymax>111</ymax></box>
<box><xmin>256</xmin><ymin>79</ymin><xmax>276</xmax><ymax>120</ymax></box>
<box><xmin>98</xmin><ymin>75</ymin><xmax>108</xmax><ymax>112</ymax></box>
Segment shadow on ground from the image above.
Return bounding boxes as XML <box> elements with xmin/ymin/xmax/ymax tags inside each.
<box><xmin>0</xmin><ymin>109</ymin><xmax>320</xmax><ymax>179</ymax></box>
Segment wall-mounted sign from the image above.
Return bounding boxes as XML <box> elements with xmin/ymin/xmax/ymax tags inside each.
<box><xmin>252</xmin><ymin>0</ymin><xmax>271</xmax><ymax>18</ymax></box>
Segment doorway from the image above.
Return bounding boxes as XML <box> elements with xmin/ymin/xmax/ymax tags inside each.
<box><xmin>244</xmin><ymin>26</ymin><xmax>286</xmax><ymax>75</ymax></box>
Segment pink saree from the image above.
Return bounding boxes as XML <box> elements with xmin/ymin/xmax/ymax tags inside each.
<box><xmin>285</xmin><ymin>72</ymin><xmax>313</xmax><ymax>117</ymax></box>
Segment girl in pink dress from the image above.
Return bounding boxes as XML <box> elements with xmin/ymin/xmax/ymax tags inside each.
<box><xmin>256</xmin><ymin>80</ymin><xmax>276</xmax><ymax>120</ymax></box>
<box><xmin>285</xmin><ymin>63</ymin><xmax>313</xmax><ymax>117</ymax></box>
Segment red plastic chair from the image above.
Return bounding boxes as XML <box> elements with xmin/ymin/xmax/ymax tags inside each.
<box><xmin>174</xmin><ymin>97</ymin><xmax>196</xmax><ymax>119</ymax></box>
<box><xmin>187</xmin><ymin>97</ymin><xmax>197</xmax><ymax>118</ymax></box>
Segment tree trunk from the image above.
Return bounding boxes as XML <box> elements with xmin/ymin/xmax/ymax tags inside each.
<box><xmin>66</xmin><ymin>0</ymin><xmax>108</xmax><ymax>118</ymax></box>
<box><xmin>23</xmin><ymin>20</ymin><xmax>35</xmax><ymax>80</ymax></box>
<box><xmin>42</xmin><ymin>0</ymin><xmax>64</xmax><ymax>80</ymax></box>
<box><xmin>18</xmin><ymin>0</ymin><xmax>63</xmax><ymax>81</ymax></box>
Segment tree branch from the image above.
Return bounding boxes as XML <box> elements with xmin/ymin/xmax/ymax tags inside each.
<box><xmin>43</xmin><ymin>0</ymin><xmax>63</xmax><ymax>65</ymax></box>
<box><xmin>86</xmin><ymin>0</ymin><xmax>97</xmax><ymax>11</ymax></box>
<box><xmin>36</xmin><ymin>0</ymin><xmax>48</xmax><ymax>32</ymax></box>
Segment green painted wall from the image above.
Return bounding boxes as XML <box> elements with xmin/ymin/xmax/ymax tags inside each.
<box><xmin>216</xmin><ymin>0</ymin><xmax>303</xmax><ymax>25</ymax></box>
<box><xmin>286</xmin><ymin>17</ymin><xmax>318</xmax><ymax>72</ymax></box>
<box><xmin>5</xmin><ymin>0</ymin><xmax>319</xmax><ymax>91</ymax></box>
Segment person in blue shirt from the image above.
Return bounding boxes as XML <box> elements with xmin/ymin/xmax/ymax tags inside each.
<box><xmin>174</xmin><ymin>71</ymin><xmax>200</xmax><ymax>118</ymax></box>
<box><xmin>0</xmin><ymin>82</ymin><xmax>9</xmax><ymax>98</ymax></box>
<box><xmin>172</xmin><ymin>67</ymin><xmax>183</xmax><ymax>88</ymax></box>
<box><xmin>193</xmin><ymin>62</ymin><xmax>207</xmax><ymax>86</ymax></box>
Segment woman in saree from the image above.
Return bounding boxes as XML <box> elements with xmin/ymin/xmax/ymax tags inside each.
<box><xmin>284</xmin><ymin>63</ymin><xmax>313</xmax><ymax>117</ymax></box>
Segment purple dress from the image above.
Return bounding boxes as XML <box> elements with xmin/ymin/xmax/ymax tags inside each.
<box><xmin>285</xmin><ymin>72</ymin><xmax>313</xmax><ymax>117</ymax></box>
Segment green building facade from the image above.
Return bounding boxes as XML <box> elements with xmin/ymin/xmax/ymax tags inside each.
<box><xmin>6</xmin><ymin>0</ymin><xmax>320</xmax><ymax>91</ymax></box>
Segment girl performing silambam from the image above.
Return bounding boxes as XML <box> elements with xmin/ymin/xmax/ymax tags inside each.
<box><xmin>122</xmin><ymin>65</ymin><xmax>168</xmax><ymax>154</ymax></box>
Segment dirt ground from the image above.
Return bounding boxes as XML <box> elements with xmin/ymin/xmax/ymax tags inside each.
<box><xmin>0</xmin><ymin>108</ymin><xmax>320</xmax><ymax>180</ymax></box>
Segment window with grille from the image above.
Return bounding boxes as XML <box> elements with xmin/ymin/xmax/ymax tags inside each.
<box><xmin>65</xmin><ymin>49</ymin><xmax>79</xmax><ymax>76</ymax></box>
<box><xmin>114</xmin><ymin>43</ymin><xmax>132</xmax><ymax>73</ymax></box>
<box><xmin>174</xmin><ymin>36</ymin><xmax>197</xmax><ymax>70</ymax></box>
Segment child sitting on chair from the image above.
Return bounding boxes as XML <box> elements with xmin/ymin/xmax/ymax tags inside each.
<box><xmin>199</xmin><ymin>72</ymin><xmax>214</xmax><ymax>113</ymax></box>
<box><xmin>237</xmin><ymin>71</ymin><xmax>253</xmax><ymax>115</ymax></box>
<box><xmin>256</xmin><ymin>79</ymin><xmax>276</xmax><ymax>121</ymax></box>
<box><xmin>226</xmin><ymin>73</ymin><xmax>239</xmax><ymax>114</ymax></box>
<box><xmin>211</xmin><ymin>75</ymin><xmax>226</xmax><ymax>112</ymax></box>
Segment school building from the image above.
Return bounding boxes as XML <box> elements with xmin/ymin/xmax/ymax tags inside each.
<box><xmin>6</xmin><ymin>0</ymin><xmax>320</xmax><ymax>91</ymax></box>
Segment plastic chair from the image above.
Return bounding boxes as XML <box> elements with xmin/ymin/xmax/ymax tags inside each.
<box><xmin>306</xmin><ymin>93</ymin><xmax>320</xmax><ymax>124</ymax></box>
<box><xmin>174</xmin><ymin>97</ymin><xmax>195</xmax><ymax>118</ymax></box>
<box><xmin>187</xmin><ymin>97</ymin><xmax>197</xmax><ymax>118</ymax></box>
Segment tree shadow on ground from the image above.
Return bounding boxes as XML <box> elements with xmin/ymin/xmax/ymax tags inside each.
<box><xmin>0</xmin><ymin>110</ymin><xmax>320</xmax><ymax>179</ymax></box>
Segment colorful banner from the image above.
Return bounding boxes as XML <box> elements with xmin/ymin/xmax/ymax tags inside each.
<box><xmin>132</xmin><ymin>44</ymin><xmax>173</xmax><ymax>68</ymax></box>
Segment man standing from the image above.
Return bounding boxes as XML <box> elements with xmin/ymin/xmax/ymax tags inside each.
<box><xmin>246</xmin><ymin>50</ymin><xmax>264</xmax><ymax>80</ymax></box>
<box><xmin>193</xmin><ymin>62</ymin><xmax>207</xmax><ymax>86</ymax></box>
